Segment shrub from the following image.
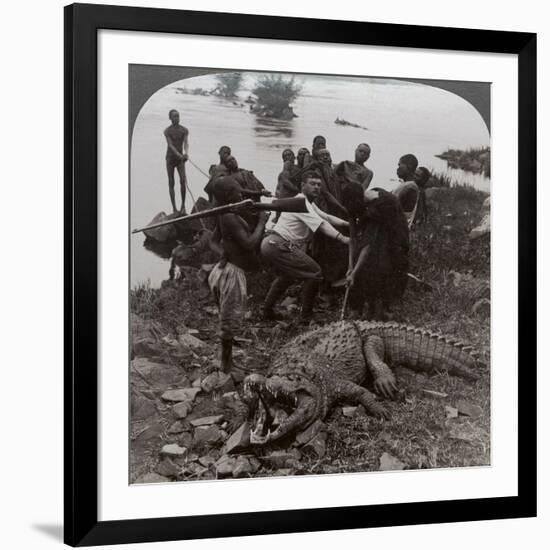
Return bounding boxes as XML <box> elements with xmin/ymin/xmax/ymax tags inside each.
<box><xmin>251</xmin><ymin>74</ymin><xmax>302</xmax><ymax>118</ymax></box>
<box><xmin>214</xmin><ymin>72</ymin><xmax>243</xmax><ymax>97</ymax></box>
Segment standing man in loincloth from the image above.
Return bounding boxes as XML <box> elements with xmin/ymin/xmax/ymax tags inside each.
<box><xmin>164</xmin><ymin>109</ymin><xmax>189</xmax><ymax>213</ymax></box>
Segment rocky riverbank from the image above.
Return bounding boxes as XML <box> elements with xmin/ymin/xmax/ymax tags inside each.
<box><xmin>130</xmin><ymin>184</ymin><xmax>491</xmax><ymax>484</ymax></box>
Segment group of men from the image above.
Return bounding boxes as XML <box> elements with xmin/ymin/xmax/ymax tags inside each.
<box><xmin>163</xmin><ymin>109</ymin><xmax>431</xmax><ymax>376</ymax></box>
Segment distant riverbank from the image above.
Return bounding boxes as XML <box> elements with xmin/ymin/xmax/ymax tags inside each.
<box><xmin>436</xmin><ymin>147</ymin><xmax>490</xmax><ymax>178</ymax></box>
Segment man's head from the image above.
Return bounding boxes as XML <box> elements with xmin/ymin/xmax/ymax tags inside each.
<box><xmin>397</xmin><ymin>154</ymin><xmax>419</xmax><ymax>180</ymax></box>
<box><xmin>297</xmin><ymin>147</ymin><xmax>310</xmax><ymax>167</ymax></box>
<box><xmin>355</xmin><ymin>143</ymin><xmax>371</xmax><ymax>164</ymax></box>
<box><xmin>317</xmin><ymin>148</ymin><xmax>332</xmax><ymax>165</ymax></box>
<box><xmin>168</xmin><ymin>109</ymin><xmax>180</xmax><ymax>124</ymax></box>
<box><xmin>223</xmin><ymin>155</ymin><xmax>239</xmax><ymax>172</ymax></box>
<box><xmin>212</xmin><ymin>176</ymin><xmax>243</xmax><ymax>206</ymax></box>
<box><xmin>282</xmin><ymin>148</ymin><xmax>295</xmax><ymax>163</ymax></box>
<box><xmin>301</xmin><ymin>171</ymin><xmax>322</xmax><ymax>201</ymax></box>
<box><xmin>414</xmin><ymin>166</ymin><xmax>431</xmax><ymax>188</ymax></box>
<box><xmin>312</xmin><ymin>135</ymin><xmax>327</xmax><ymax>157</ymax></box>
<box><xmin>312</xmin><ymin>135</ymin><xmax>326</xmax><ymax>148</ymax></box>
<box><xmin>218</xmin><ymin>145</ymin><xmax>231</xmax><ymax>162</ymax></box>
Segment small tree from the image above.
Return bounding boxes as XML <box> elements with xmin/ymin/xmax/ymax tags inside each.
<box><xmin>214</xmin><ymin>72</ymin><xmax>243</xmax><ymax>97</ymax></box>
<box><xmin>251</xmin><ymin>74</ymin><xmax>302</xmax><ymax>119</ymax></box>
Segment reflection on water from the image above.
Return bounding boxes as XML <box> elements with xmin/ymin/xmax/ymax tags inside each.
<box><xmin>253</xmin><ymin>117</ymin><xmax>295</xmax><ymax>139</ymax></box>
<box><xmin>131</xmin><ymin>72</ymin><xmax>490</xmax><ymax>288</ymax></box>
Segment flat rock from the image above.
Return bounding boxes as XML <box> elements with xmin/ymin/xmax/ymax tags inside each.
<box><xmin>131</xmin><ymin>392</ymin><xmax>157</xmax><ymax>420</ymax></box>
<box><xmin>132</xmin><ymin>337</ymin><xmax>160</xmax><ymax>358</ymax></box>
<box><xmin>274</xmin><ymin>469</ymin><xmax>293</xmax><ymax>476</ymax></box>
<box><xmin>167</xmin><ymin>420</ymin><xmax>186</xmax><ymax>434</ymax></box>
<box><xmin>301</xmin><ymin>432</ymin><xmax>327</xmax><ymax>458</ymax></box>
<box><xmin>190</xmin><ymin>415</ymin><xmax>225</xmax><ymax>427</ymax></box>
<box><xmin>156</xmin><ymin>458</ymin><xmax>180</xmax><ymax>478</ymax></box>
<box><xmin>201</xmin><ymin>371</ymin><xmax>232</xmax><ymax>393</ymax></box>
<box><xmin>456</xmin><ymin>400</ymin><xmax>483</xmax><ymax>419</ymax></box>
<box><xmin>223</xmin><ymin>422</ymin><xmax>251</xmax><ymax>454</ymax></box>
<box><xmin>178</xmin><ymin>432</ymin><xmax>193</xmax><ymax>448</ymax></box>
<box><xmin>215</xmin><ymin>455</ymin><xmax>237</xmax><ymax>478</ymax></box>
<box><xmin>295</xmin><ymin>419</ymin><xmax>326</xmax><ymax>446</ymax></box>
<box><xmin>193</xmin><ymin>425</ymin><xmax>223</xmax><ymax>446</ymax></box>
<box><xmin>263</xmin><ymin>450</ymin><xmax>301</xmax><ymax>469</ymax></box>
<box><xmin>134</xmin><ymin>473</ymin><xmax>171</xmax><ymax>484</ymax></box>
<box><xmin>178</xmin><ymin>333</ymin><xmax>206</xmax><ymax>350</ymax></box>
<box><xmin>445</xmin><ymin>406</ymin><xmax>459</xmax><ymax>419</ymax></box>
<box><xmin>342</xmin><ymin>406</ymin><xmax>358</xmax><ymax>417</ymax></box>
<box><xmin>134</xmin><ymin>421</ymin><xmax>163</xmax><ymax>443</ymax></box>
<box><xmin>379</xmin><ymin>452</ymin><xmax>407</xmax><ymax>471</ymax></box>
<box><xmin>248</xmin><ymin>456</ymin><xmax>261</xmax><ymax>473</ymax></box>
<box><xmin>198</xmin><ymin>455</ymin><xmax>216</xmax><ymax>468</ymax></box>
<box><xmin>132</xmin><ymin>358</ymin><xmax>188</xmax><ymax>390</ymax></box>
<box><xmin>232</xmin><ymin>456</ymin><xmax>254</xmax><ymax>478</ymax></box>
<box><xmin>160</xmin><ymin>444</ymin><xmax>187</xmax><ymax>457</ymax></box>
<box><xmin>181</xmin><ymin>462</ymin><xmax>209</xmax><ymax>478</ymax></box>
<box><xmin>173</xmin><ymin>401</ymin><xmax>193</xmax><ymax>419</ymax></box>
<box><xmin>162</xmin><ymin>388</ymin><xmax>201</xmax><ymax>402</ymax></box>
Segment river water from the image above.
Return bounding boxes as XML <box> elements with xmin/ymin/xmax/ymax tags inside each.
<box><xmin>131</xmin><ymin>72</ymin><xmax>490</xmax><ymax>288</ymax></box>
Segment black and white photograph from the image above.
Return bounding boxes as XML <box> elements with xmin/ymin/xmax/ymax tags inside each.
<box><xmin>129</xmin><ymin>66</ymin><xmax>491</xmax><ymax>484</ymax></box>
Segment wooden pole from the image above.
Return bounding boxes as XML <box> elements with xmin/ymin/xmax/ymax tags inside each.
<box><xmin>131</xmin><ymin>197</ymin><xmax>310</xmax><ymax>235</ymax></box>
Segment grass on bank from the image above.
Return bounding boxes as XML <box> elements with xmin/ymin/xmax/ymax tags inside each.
<box><xmin>130</xmin><ymin>183</ymin><xmax>491</xmax><ymax>477</ymax></box>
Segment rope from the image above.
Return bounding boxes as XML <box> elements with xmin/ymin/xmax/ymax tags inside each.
<box><xmin>188</xmin><ymin>158</ymin><xmax>212</xmax><ymax>179</ymax></box>
<box><xmin>183</xmin><ymin>158</ymin><xmax>211</xmax><ymax>230</ymax></box>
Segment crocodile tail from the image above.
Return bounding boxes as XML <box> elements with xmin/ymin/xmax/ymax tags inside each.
<box><xmin>356</xmin><ymin>321</ymin><xmax>484</xmax><ymax>380</ymax></box>
<box><xmin>413</xmin><ymin>329</ymin><xmax>481</xmax><ymax>380</ymax></box>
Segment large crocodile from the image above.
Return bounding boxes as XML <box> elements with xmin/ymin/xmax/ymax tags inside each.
<box><xmin>242</xmin><ymin>320</ymin><xmax>486</xmax><ymax>446</ymax></box>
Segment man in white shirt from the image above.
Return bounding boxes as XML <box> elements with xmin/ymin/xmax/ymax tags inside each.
<box><xmin>260</xmin><ymin>171</ymin><xmax>350</xmax><ymax>321</ymax></box>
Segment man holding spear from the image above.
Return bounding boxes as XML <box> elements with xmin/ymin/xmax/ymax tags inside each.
<box><xmin>207</xmin><ymin>177</ymin><xmax>270</xmax><ymax>376</ymax></box>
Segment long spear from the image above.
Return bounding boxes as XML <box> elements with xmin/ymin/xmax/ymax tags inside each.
<box><xmin>340</xmin><ymin>217</ymin><xmax>357</xmax><ymax>320</ymax></box>
<box><xmin>131</xmin><ymin>197</ymin><xmax>308</xmax><ymax>235</ymax></box>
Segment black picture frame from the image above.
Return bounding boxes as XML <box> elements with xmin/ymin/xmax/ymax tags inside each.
<box><xmin>64</xmin><ymin>2</ymin><xmax>537</xmax><ymax>546</ymax></box>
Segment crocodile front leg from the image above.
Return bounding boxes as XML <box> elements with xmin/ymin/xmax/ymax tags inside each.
<box><xmin>364</xmin><ymin>335</ymin><xmax>398</xmax><ymax>398</ymax></box>
<box><xmin>334</xmin><ymin>379</ymin><xmax>390</xmax><ymax>420</ymax></box>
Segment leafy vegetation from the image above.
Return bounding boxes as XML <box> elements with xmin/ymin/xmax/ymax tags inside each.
<box><xmin>436</xmin><ymin>146</ymin><xmax>491</xmax><ymax>177</ymax></box>
<box><xmin>213</xmin><ymin>72</ymin><xmax>243</xmax><ymax>98</ymax></box>
<box><xmin>251</xmin><ymin>74</ymin><xmax>302</xmax><ymax>119</ymax></box>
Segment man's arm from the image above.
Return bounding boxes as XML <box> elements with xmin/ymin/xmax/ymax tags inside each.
<box><xmin>363</xmin><ymin>169</ymin><xmax>374</xmax><ymax>189</ymax></box>
<box><xmin>310</xmin><ymin>201</ymin><xmax>349</xmax><ymax>228</ymax></box>
<box><xmin>208</xmin><ymin>223</ymin><xmax>224</xmax><ymax>257</ymax></box>
<box><xmin>316</xmin><ymin>221</ymin><xmax>349</xmax><ymax>244</ymax></box>
<box><xmin>221</xmin><ymin>212</ymin><xmax>269</xmax><ymax>251</ymax></box>
<box><xmin>320</xmin><ymin>189</ymin><xmax>348</xmax><ymax>219</ymax></box>
<box><xmin>183</xmin><ymin>128</ymin><xmax>189</xmax><ymax>159</ymax></box>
